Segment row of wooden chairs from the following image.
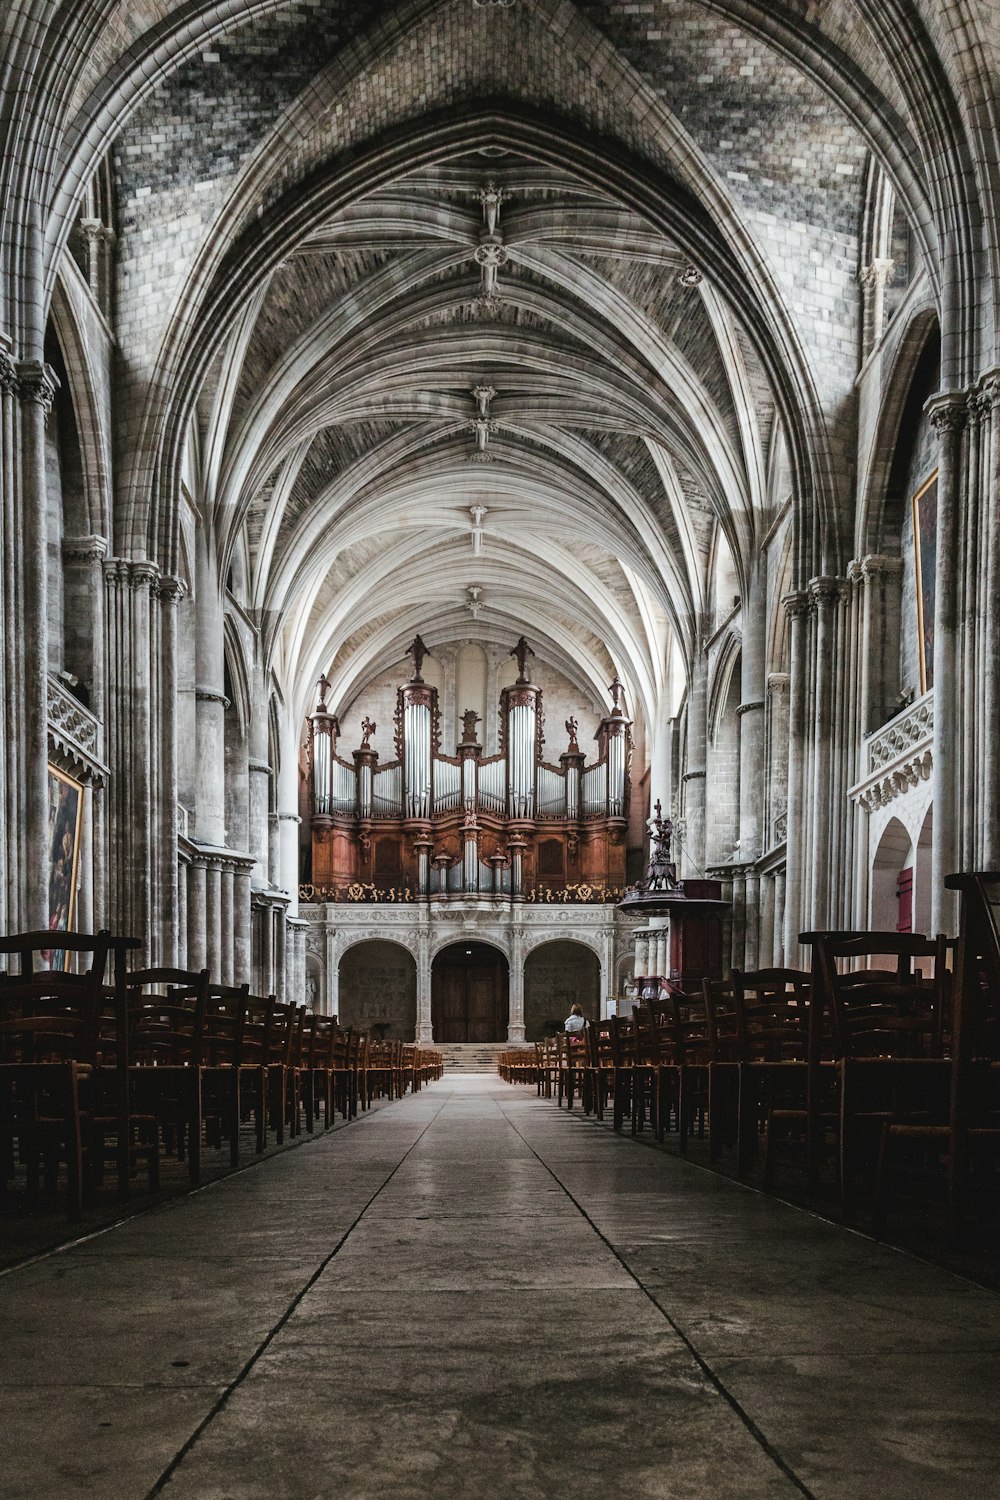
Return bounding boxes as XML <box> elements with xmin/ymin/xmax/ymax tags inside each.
<box><xmin>501</xmin><ymin>880</ymin><xmax>1000</xmax><ymax>1242</ymax></box>
<box><xmin>0</xmin><ymin>930</ymin><xmax>443</xmax><ymax>1222</ymax></box>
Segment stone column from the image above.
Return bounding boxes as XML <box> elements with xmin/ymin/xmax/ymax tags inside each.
<box><xmin>154</xmin><ymin>576</ymin><xmax>184</xmax><ymax>965</ymax></box>
<box><xmin>981</xmin><ymin>376</ymin><xmax>1000</xmax><ymax>865</ymax></box>
<box><xmin>187</xmin><ymin>857</ymin><xmax>207</xmax><ymax>970</ymax></box>
<box><xmin>220</xmin><ymin>861</ymin><xmax>234</xmax><ymax>984</ymax></box>
<box><xmin>507</xmin><ymin>924</ymin><xmax>525</xmax><ymax>1042</ymax></box>
<box><xmin>205</xmin><ymin>857</ymin><xmax>222</xmax><ymax>978</ymax></box>
<box><xmin>682</xmin><ymin>631</ymin><xmax>708</xmax><ymax>877</ymax></box>
<box><xmin>928</xmin><ymin>395</ymin><xmax>967</xmax><ymax>934</ymax></box>
<box><xmin>808</xmin><ymin>576</ymin><xmax>843</xmax><ymax>927</ymax></box>
<box><xmin>324</xmin><ymin>919</ymin><xmax>339</xmax><ymax>1018</ymax></box>
<box><xmin>0</xmin><ymin>348</ymin><xmax>18</xmax><ymax>931</ymax></box>
<box><xmin>858</xmin><ymin>555</ymin><xmax>903</xmax><ymax>737</ymax></box>
<box><xmin>17</xmin><ymin>361</ymin><xmax>59</xmax><ymax>929</ymax></box>
<box><xmin>234</xmin><ymin>865</ymin><xmax>252</xmax><ymax>983</ymax></box>
<box><xmin>104</xmin><ymin>558</ymin><xmax>157</xmax><ymax>950</ymax></box>
<box><xmin>194</xmin><ymin>530</ymin><xmax>226</xmax><ymax>850</ymax></box>
<box><xmin>416</xmin><ymin>929</ymin><xmax>433</xmax><ymax>1042</ymax></box>
<box><xmin>782</xmin><ymin>592</ymin><xmax>811</xmax><ymax>962</ymax></box>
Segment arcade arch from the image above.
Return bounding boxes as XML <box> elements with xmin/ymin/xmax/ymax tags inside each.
<box><xmin>523</xmin><ymin>940</ymin><xmax>601</xmax><ymax>1042</ymax></box>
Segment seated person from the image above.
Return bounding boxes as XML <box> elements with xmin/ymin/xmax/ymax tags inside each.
<box><xmin>564</xmin><ymin>1003</ymin><xmax>587</xmax><ymax>1034</ymax></box>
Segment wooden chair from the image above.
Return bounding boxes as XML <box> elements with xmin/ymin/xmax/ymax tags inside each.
<box><xmin>0</xmin><ymin>930</ymin><xmax>138</xmax><ymax>1219</ymax></box>
<box><xmin>874</xmin><ymin>874</ymin><xmax>1000</xmax><ymax>1239</ymax></box>
<box><xmin>763</xmin><ymin>934</ymin><xmax>947</xmax><ymax>1208</ymax></box>
<box><xmin>127</xmin><ymin>967</ymin><xmax>210</xmax><ymax>1187</ymax></box>
<box><xmin>731</xmin><ymin>967</ymin><xmax>810</xmax><ymax>1178</ymax></box>
<box><xmin>702</xmin><ymin>976</ymin><xmax>741</xmax><ymax>1163</ymax></box>
<box><xmin>200</xmin><ymin>982</ymin><xmax>250</xmax><ymax>1166</ymax></box>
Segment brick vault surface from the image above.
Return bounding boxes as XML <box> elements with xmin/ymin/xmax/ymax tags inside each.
<box><xmin>2</xmin><ymin>1076</ymin><xmax>998</xmax><ymax>1499</ymax></box>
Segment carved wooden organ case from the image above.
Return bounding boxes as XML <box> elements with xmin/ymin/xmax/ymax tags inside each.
<box><xmin>307</xmin><ymin>646</ymin><xmax>631</xmax><ymax>898</ymax></box>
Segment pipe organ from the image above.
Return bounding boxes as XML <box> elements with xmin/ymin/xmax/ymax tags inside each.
<box><xmin>307</xmin><ymin>637</ymin><xmax>632</xmax><ymax>899</ymax></box>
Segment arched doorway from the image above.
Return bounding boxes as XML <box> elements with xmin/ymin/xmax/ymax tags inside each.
<box><xmin>523</xmin><ymin>941</ymin><xmax>601</xmax><ymax>1040</ymax></box>
<box><xmin>432</xmin><ymin>942</ymin><xmax>508</xmax><ymax>1043</ymax></box>
<box><xmin>339</xmin><ymin>940</ymin><xmax>417</xmax><ymax>1040</ymax></box>
<box><xmin>870</xmin><ymin>817</ymin><xmax>913</xmax><ymax>932</ymax></box>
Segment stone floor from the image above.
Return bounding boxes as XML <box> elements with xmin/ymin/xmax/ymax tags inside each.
<box><xmin>2</xmin><ymin>1076</ymin><xmax>999</xmax><ymax>1500</ymax></box>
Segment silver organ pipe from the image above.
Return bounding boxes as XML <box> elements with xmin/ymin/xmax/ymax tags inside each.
<box><xmin>372</xmin><ymin>764</ymin><xmax>402</xmax><ymax>818</ymax></box>
<box><xmin>331</xmin><ymin>760</ymin><xmax>355</xmax><ymax>816</ymax></box>
<box><xmin>607</xmin><ymin>727</ymin><xmax>626</xmax><ymax>816</ymax></box>
<box><xmin>404</xmin><ymin>697</ymin><xmax>432</xmax><ymax>817</ymax></box>
<box><xmin>565</xmin><ymin>762</ymin><xmax>580</xmax><ymax>819</ymax></box>
<box><xmin>356</xmin><ymin>760</ymin><xmax>373</xmax><ymax>819</ymax></box>
<box><xmin>463</xmin><ymin>833</ymin><xmax>479</xmax><ymax>892</ymax></box>
<box><xmin>434</xmin><ymin>759</ymin><xmax>462</xmax><ymax>814</ymax></box>
<box><xmin>506</xmin><ymin>696</ymin><xmax>537</xmax><ymax>818</ymax></box>
<box><xmin>536</xmin><ymin>765</ymin><xmax>565</xmax><ymax>818</ymax></box>
<box><xmin>461</xmin><ymin>755</ymin><xmax>477</xmax><ymax>807</ymax></box>
<box><xmin>312</xmin><ymin>731</ymin><xmax>331</xmax><ymax>815</ymax></box>
<box><xmin>581</xmin><ymin>761</ymin><xmax>608</xmax><ymax>817</ymax></box>
<box><xmin>478</xmin><ymin>757</ymin><xmax>506</xmax><ymax>814</ymax></box>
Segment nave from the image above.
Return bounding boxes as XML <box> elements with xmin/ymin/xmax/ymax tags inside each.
<box><xmin>3</xmin><ymin>1074</ymin><xmax>998</xmax><ymax>1500</ymax></box>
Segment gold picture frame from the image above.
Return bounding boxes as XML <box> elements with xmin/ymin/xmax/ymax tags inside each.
<box><xmin>912</xmin><ymin>470</ymin><xmax>938</xmax><ymax>695</ymax></box>
<box><xmin>47</xmin><ymin>766</ymin><xmax>84</xmax><ymax>966</ymax></box>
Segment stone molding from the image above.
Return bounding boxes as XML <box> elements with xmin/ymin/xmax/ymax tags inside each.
<box><xmin>736</xmin><ymin>699</ymin><xmax>765</xmax><ymax>718</ymax></box>
<box><xmin>195</xmin><ymin>687</ymin><xmax>230</xmax><ymax>708</ymax></box>
<box><xmin>850</xmin><ymin>691</ymin><xmax>934</xmax><ymax>811</ymax></box>
<box><xmin>867</xmin><ymin>691</ymin><xmax>934</xmax><ymax>773</ymax></box>
<box><xmin>47</xmin><ymin>672</ymin><xmax>107</xmax><ymax>784</ymax></box>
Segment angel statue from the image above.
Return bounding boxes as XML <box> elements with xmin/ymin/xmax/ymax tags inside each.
<box><xmin>360</xmin><ymin>717</ymin><xmax>376</xmax><ymax>748</ymax></box>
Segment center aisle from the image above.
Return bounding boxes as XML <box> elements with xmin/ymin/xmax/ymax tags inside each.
<box><xmin>3</xmin><ymin>1076</ymin><xmax>998</xmax><ymax>1499</ymax></box>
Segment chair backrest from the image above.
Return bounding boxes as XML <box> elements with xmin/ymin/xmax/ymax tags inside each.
<box><xmin>945</xmin><ymin>873</ymin><xmax>1000</xmax><ymax>1069</ymax></box>
<box><xmin>669</xmin><ymin>987</ymin><xmax>712</xmax><ymax>1064</ymax></box>
<box><xmin>202</xmin><ymin>981</ymin><xmax>250</xmax><ymax>1067</ymax></box>
<box><xmin>702</xmin><ymin>977</ymin><xmax>740</xmax><ymax>1061</ymax></box>
<box><xmin>731</xmin><ymin>966</ymin><xmax>810</xmax><ymax>1062</ymax></box>
<box><xmin>803</xmin><ymin>932</ymin><xmax>947</xmax><ymax>1061</ymax></box>
<box><xmin>127</xmin><ymin>967</ymin><xmax>210</xmax><ymax>1067</ymax></box>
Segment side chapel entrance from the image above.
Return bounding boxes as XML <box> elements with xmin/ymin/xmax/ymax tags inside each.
<box><xmin>431</xmin><ymin>942</ymin><xmax>509</xmax><ymax>1043</ymax></box>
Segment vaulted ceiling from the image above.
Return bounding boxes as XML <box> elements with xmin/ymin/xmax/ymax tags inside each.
<box><xmin>17</xmin><ymin>0</ymin><xmax>962</xmax><ymax>739</ymax></box>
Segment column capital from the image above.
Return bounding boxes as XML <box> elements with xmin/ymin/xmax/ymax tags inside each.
<box><xmin>859</xmin><ymin>552</ymin><xmax>903</xmax><ymax>582</ymax></box>
<box><xmin>155</xmin><ymin>573</ymin><xmax>187</xmax><ymax>604</ymax></box>
<box><xmin>16</xmin><ymin>360</ymin><xmax>59</xmax><ymax>414</ymax></box>
<box><xmin>926</xmin><ymin>391</ymin><xmax>967</xmax><ymax>434</ymax></box>
<box><xmin>0</xmin><ymin>349</ymin><xmax>17</xmax><ymax>396</ymax></box>
<box><xmin>808</xmin><ymin>574</ymin><xmax>847</xmax><ymax>608</ymax></box>
<box><xmin>781</xmin><ymin>589</ymin><xmax>811</xmax><ymax>620</ymax></box>
<box><xmin>767</xmin><ymin>672</ymin><xmax>790</xmax><ymax>695</ymax></box>
<box><xmin>857</xmin><ymin>256</ymin><xmax>894</xmax><ymax>290</ymax></box>
<box><xmin>62</xmin><ymin>533</ymin><xmax>108</xmax><ymax>563</ymax></box>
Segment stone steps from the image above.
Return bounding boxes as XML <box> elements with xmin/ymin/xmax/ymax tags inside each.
<box><xmin>436</xmin><ymin>1042</ymin><xmax>532</xmax><ymax>1073</ymax></box>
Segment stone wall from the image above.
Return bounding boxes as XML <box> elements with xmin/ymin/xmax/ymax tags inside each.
<box><xmin>522</xmin><ymin>940</ymin><xmax>601</xmax><ymax>1042</ymax></box>
<box><xmin>338</xmin><ymin>938</ymin><xmax>417</xmax><ymax>1039</ymax></box>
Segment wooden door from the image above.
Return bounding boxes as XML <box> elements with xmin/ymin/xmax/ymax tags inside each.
<box><xmin>432</xmin><ymin>943</ymin><xmax>508</xmax><ymax>1042</ymax></box>
<box><xmin>896</xmin><ymin>866</ymin><xmax>913</xmax><ymax>933</ymax></box>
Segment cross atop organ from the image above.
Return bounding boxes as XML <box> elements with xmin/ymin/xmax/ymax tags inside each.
<box><xmin>307</xmin><ymin>638</ymin><xmax>631</xmax><ymax>898</ymax></box>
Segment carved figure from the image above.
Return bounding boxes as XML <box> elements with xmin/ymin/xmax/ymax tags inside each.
<box><xmin>641</xmin><ymin>799</ymin><xmax>678</xmax><ymax>892</ymax></box>
<box><xmin>565</xmin><ymin>715</ymin><xmax>579</xmax><ymax>748</ymax></box>
<box><xmin>609</xmin><ymin>675</ymin><xmax>626</xmax><ymax>714</ymax></box>
<box><xmin>511</xmin><ymin>635</ymin><xmax>534</xmax><ymax>682</ymax></box>
<box><xmin>461</xmin><ymin>708</ymin><xmax>481</xmax><ymax>742</ymax></box>
<box><xmin>407</xmin><ymin>634</ymin><xmax>429</xmax><ymax>681</ymax></box>
<box><xmin>360</xmin><ymin>717</ymin><xmax>376</xmax><ymax>748</ymax></box>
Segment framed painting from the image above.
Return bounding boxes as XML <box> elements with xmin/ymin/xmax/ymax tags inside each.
<box><xmin>46</xmin><ymin>766</ymin><xmax>83</xmax><ymax>969</ymax></box>
<box><xmin>912</xmin><ymin>470</ymin><xmax>938</xmax><ymax>695</ymax></box>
